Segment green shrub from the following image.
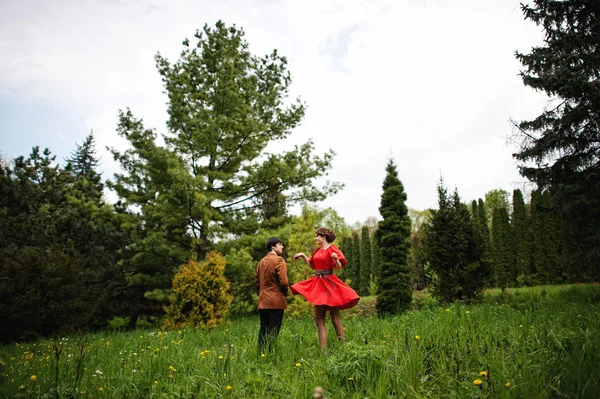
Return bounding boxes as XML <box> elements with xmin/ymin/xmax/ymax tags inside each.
<box><xmin>163</xmin><ymin>251</ymin><xmax>232</xmax><ymax>329</ymax></box>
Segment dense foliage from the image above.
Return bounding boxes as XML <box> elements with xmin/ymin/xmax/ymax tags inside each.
<box><xmin>513</xmin><ymin>0</ymin><xmax>600</xmax><ymax>279</ymax></box>
<box><xmin>375</xmin><ymin>160</ymin><xmax>412</xmax><ymax>315</ymax></box>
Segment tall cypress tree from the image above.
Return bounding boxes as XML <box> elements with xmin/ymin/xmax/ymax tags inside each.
<box><xmin>511</xmin><ymin>189</ymin><xmax>531</xmax><ymax>285</ymax></box>
<box><xmin>348</xmin><ymin>232</ymin><xmax>361</xmax><ymax>292</ymax></box>
<box><xmin>539</xmin><ymin>190</ymin><xmax>561</xmax><ymax>283</ymax></box>
<box><xmin>471</xmin><ymin>200</ymin><xmax>478</xmax><ymax>219</ymax></box>
<box><xmin>371</xmin><ymin>232</ymin><xmax>381</xmax><ymax>285</ymax></box>
<box><xmin>375</xmin><ymin>159</ymin><xmax>412</xmax><ymax>316</ymax></box>
<box><xmin>477</xmin><ymin>197</ymin><xmax>493</xmax><ymax>286</ymax></box>
<box><xmin>530</xmin><ymin>189</ymin><xmax>547</xmax><ymax>284</ymax></box>
<box><xmin>491</xmin><ymin>206</ymin><xmax>513</xmax><ymax>290</ymax></box>
<box><xmin>359</xmin><ymin>226</ymin><xmax>372</xmax><ymax>296</ymax></box>
<box><xmin>338</xmin><ymin>235</ymin><xmax>352</xmax><ymax>282</ymax></box>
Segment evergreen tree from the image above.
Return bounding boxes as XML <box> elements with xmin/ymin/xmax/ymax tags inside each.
<box><xmin>107</xmin><ymin>22</ymin><xmax>342</xmax><ymax>322</ymax></box>
<box><xmin>511</xmin><ymin>189</ymin><xmax>532</xmax><ymax>285</ymax></box>
<box><xmin>348</xmin><ymin>232</ymin><xmax>361</xmax><ymax>292</ymax></box>
<box><xmin>65</xmin><ymin>131</ymin><xmax>103</xmax><ymax>201</ymax></box>
<box><xmin>0</xmin><ymin>146</ymin><xmax>124</xmax><ymax>341</ymax></box>
<box><xmin>530</xmin><ymin>189</ymin><xmax>543</xmax><ymax>283</ymax></box>
<box><xmin>370</xmin><ymin>233</ymin><xmax>381</xmax><ymax>285</ymax></box>
<box><xmin>491</xmin><ymin>206</ymin><xmax>513</xmax><ymax>290</ymax></box>
<box><xmin>477</xmin><ymin>197</ymin><xmax>493</xmax><ymax>286</ymax></box>
<box><xmin>471</xmin><ymin>200</ymin><xmax>478</xmax><ymax>219</ymax></box>
<box><xmin>423</xmin><ymin>180</ymin><xmax>488</xmax><ymax>303</ymax></box>
<box><xmin>359</xmin><ymin>226</ymin><xmax>372</xmax><ymax>296</ymax></box>
<box><xmin>164</xmin><ymin>251</ymin><xmax>232</xmax><ymax>329</ymax></box>
<box><xmin>513</xmin><ymin>0</ymin><xmax>600</xmax><ymax>277</ymax></box>
<box><xmin>531</xmin><ymin>190</ymin><xmax>561</xmax><ymax>284</ymax></box>
<box><xmin>375</xmin><ymin>159</ymin><xmax>412</xmax><ymax>316</ymax></box>
<box><xmin>338</xmin><ymin>235</ymin><xmax>352</xmax><ymax>282</ymax></box>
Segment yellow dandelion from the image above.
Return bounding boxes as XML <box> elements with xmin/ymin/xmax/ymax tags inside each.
<box><xmin>139</xmin><ymin>335</ymin><xmax>143</xmax><ymax>339</ymax></box>
<box><xmin>30</xmin><ymin>375</ymin><xmax>37</xmax><ymax>381</ymax></box>
<box><xmin>99</xmin><ymin>387</ymin><xmax>103</xmax><ymax>391</ymax></box>
<box><xmin>348</xmin><ymin>377</ymin><xmax>355</xmax><ymax>381</ymax></box>
<box><xmin>445</xmin><ymin>308</ymin><xmax>450</xmax><ymax>312</ymax></box>
<box><xmin>226</xmin><ymin>385</ymin><xmax>232</xmax><ymax>390</ymax></box>
<box><xmin>519</xmin><ymin>325</ymin><xmax>523</xmax><ymax>328</ymax></box>
<box><xmin>415</xmin><ymin>335</ymin><xmax>420</xmax><ymax>340</ymax></box>
<box><xmin>295</xmin><ymin>362</ymin><xmax>302</xmax><ymax>367</ymax></box>
<box><xmin>168</xmin><ymin>365</ymin><xmax>176</xmax><ymax>372</ymax></box>
<box><xmin>218</xmin><ymin>355</ymin><xmax>223</xmax><ymax>359</ymax></box>
<box><xmin>479</xmin><ymin>371</ymin><xmax>488</xmax><ymax>377</ymax></box>
<box><xmin>473</xmin><ymin>379</ymin><xmax>483</xmax><ymax>385</ymax></box>
<box><xmin>466</xmin><ymin>311</ymin><xmax>470</xmax><ymax>314</ymax></box>
<box><xmin>261</xmin><ymin>353</ymin><xmax>265</xmax><ymax>358</ymax></box>
<box><xmin>505</xmin><ymin>382</ymin><xmax>511</xmax><ymax>387</ymax></box>
<box><xmin>154</xmin><ymin>381</ymin><xmax>158</xmax><ymax>384</ymax></box>
<box><xmin>169</xmin><ymin>374</ymin><xmax>174</xmax><ymax>378</ymax></box>
<box><xmin>19</xmin><ymin>385</ymin><xmax>25</xmax><ymax>389</ymax></box>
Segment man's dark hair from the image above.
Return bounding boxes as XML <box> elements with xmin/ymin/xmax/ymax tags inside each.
<box><xmin>266</xmin><ymin>237</ymin><xmax>283</xmax><ymax>252</ymax></box>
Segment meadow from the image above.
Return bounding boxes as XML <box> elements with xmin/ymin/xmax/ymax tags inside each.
<box><xmin>1</xmin><ymin>284</ymin><xmax>599</xmax><ymax>398</ymax></box>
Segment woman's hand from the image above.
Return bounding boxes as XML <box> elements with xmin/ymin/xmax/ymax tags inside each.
<box><xmin>294</xmin><ymin>253</ymin><xmax>313</xmax><ymax>269</ymax></box>
<box><xmin>330</xmin><ymin>252</ymin><xmax>338</xmax><ymax>260</ymax></box>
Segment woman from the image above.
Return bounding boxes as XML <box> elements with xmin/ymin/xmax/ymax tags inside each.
<box><xmin>291</xmin><ymin>227</ymin><xmax>360</xmax><ymax>350</ymax></box>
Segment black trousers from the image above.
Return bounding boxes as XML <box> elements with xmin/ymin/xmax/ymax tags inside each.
<box><xmin>258</xmin><ymin>309</ymin><xmax>284</xmax><ymax>351</ymax></box>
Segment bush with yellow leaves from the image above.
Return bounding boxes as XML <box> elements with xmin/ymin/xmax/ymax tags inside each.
<box><xmin>163</xmin><ymin>251</ymin><xmax>232</xmax><ymax>329</ymax></box>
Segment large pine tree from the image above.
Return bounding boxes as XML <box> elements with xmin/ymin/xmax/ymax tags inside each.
<box><xmin>375</xmin><ymin>159</ymin><xmax>411</xmax><ymax>316</ymax></box>
<box><xmin>513</xmin><ymin>0</ymin><xmax>600</xmax><ymax>277</ymax></box>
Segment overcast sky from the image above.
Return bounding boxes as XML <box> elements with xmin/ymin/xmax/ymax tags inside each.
<box><xmin>0</xmin><ymin>0</ymin><xmax>548</xmax><ymax>225</ymax></box>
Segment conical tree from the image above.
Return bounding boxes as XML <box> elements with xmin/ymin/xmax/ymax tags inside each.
<box><xmin>348</xmin><ymin>232</ymin><xmax>361</xmax><ymax>292</ymax></box>
<box><xmin>532</xmin><ymin>190</ymin><xmax>561</xmax><ymax>284</ymax></box>
<box><xmin>66</xmin><ymin>131</ymin><xmax>103</xmax><ymax>202</ymax></box>
<box><xmin>337</xmin><ymin>235</ymin><xmax>352</xmax><ymax>282</ymax></box>
<box><xmin>359</xmin><ymin>226</ymin><xmax>372</xmax><ymax>296</ymax></box>
<box><xmin>491</xmin><ymin>206</ymin><xmax>513</xmax><ymax>290</ymax></box>
<box><xmin>471</xmin><ymin>200</ymin><xmax>478</xmax><ymax>219</ymax></box>
<box><xmin>423</xmin><ymin>181</ymin><xmax>488</xmax><ymax>302</ymax></box>
<box><xmin>371</xmin><ymin>233</ymin><xmax>381</xmax><ymax>285</ymax></box>
<box><xmin>511</xmin><ymin>189</ymin><xmax>531</xmax><ymax>285</ymax></box>
<box><xmin>477</xmin><ymin>197</ymin><xmax>493</xmax><ymax>286</ymax></box>
<box><xmin>375</xmin><ymin>159</ymin><xmax>412</xmax><ymax>316</ymax></box>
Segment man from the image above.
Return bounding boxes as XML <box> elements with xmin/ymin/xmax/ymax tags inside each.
<box><xmin>254</xmin><ymin>237</ymin><xmax>289</xmax><ymax>352</ymax></box>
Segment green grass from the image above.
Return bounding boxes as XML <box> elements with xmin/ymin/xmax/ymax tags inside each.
<box><xmin>1</xmin><ymin>284</ymin><xmax>600</xmax><ymax>398</ymax></box>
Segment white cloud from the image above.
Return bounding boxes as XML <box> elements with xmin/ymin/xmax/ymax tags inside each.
<box><xmin>0</xmin><ymin>0</ymin><xmax>548</xmax><ymax>224</ymax></box>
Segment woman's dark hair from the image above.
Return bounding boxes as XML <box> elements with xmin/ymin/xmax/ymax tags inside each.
<box><xmin>266</xmin><ymin>237</ymin><xmax>283</xmax><ymax>252</ymax></box>
<box><xmin>316</xmin><ymin>227</ymin><xmax>336</xmax><ymax>243</ymax></box>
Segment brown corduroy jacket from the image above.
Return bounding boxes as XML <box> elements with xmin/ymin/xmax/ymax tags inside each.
<box><xmin>254</xmin><ymin>253</ymin><xmax>289</xmax><ymax>309</ymax></box>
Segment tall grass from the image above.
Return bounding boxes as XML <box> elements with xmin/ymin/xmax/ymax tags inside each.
<box><xmin>1</xmin><ymin>284</ymin><xmax>599</xmax><ymax>398</ymax></box>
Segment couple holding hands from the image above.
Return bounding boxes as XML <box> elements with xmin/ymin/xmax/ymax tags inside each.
<box><xmin>254</xmin><ymin>227</ymin><xmax>360</xmax><ymax>351</ymax></box>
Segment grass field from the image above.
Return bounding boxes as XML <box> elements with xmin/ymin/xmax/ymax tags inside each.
<box><xmin>1</xmin><ymin>284</ymin><xmax>599</xmax><ymax>398</ymax></box>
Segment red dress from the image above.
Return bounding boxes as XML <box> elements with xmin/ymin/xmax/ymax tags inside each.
<box><xmin>291</xmin><ymin>246</ymin><xmax>360</xmax><ymax>310</ymax></box>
